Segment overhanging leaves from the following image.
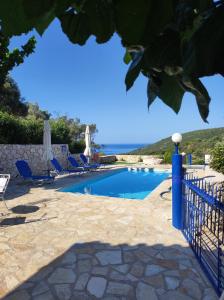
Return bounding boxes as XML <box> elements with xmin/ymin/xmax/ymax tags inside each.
<box><xmin>59</xmin><ymin>0</ymin><xmax>115</xmax><ymax>45</ymax></box>
<box><xmin>147</xmin><ymin>78</ymin><xmax>157</xmax><ymax>109</ymax></box>
<box><xmin>115</xmin><ymin>0</ymin><xmax>152</xmax><ymax>46</ymax></box>
<box><xmin>155</xmin><ymin>73</ymin><xmax>185</xmax><ymax>113</ymax></box>
<box><xmin>83</xmin><ymin>0</ymin><xmax>115</xmax><ymax>43</ymax></box>
<box><xmin>0</xmin><ymin>0</ymin><xmax>71</xmax><ymax>36</ymax></box>
<box><xmin>60</xmin><ymin>10</ymin><xmax>91</xmax><ymax>45</ymax></box>
<box><xmin>183</xmin><ymin>5</ymin><xmax>224</xmax><ymax>77</ymax></box>
<box><xmin>125</xmin><ymin>51</ymin><xmax>143</xmax><ymax>91</ymax></box>
<box><xmin>181</xmin><ymin>77</ymin><xmax>210</xmax><ymax>122</ymax></box>
<box><xmin>0</xmin><ymin>0</ymin><xmax>222</xmax><ymax>122</ymax></box>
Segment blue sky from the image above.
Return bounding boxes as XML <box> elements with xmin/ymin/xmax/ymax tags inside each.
<box><xmin>10</xmin><ymin>19</ymin><xmax>224</xmax><ymax>144</ymax></box>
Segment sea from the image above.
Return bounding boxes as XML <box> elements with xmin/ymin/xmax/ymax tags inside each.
<box><xmin>99</xmin><ymin>144</ymin><xmax>147</xmax><ymax>155</ymax></box>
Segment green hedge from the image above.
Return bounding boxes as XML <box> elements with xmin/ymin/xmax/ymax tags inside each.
<box><xmin>0</xmin><ymin>111</ymin><xmax>85</xmax><ymax>152</ymax></box>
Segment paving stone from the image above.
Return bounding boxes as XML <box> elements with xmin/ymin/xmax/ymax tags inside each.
<box><xmin>107</xmin><ymin>281</ymin><xmax>134</xmax><ymax>297</ymax></box>
<box><xmin>113</xmin><ymin>264</ymin><xmax>130</xmax><ymax>274</ymax></box>
<box><xmin>130</xmin><ymin>262</ymin><xmax>145</xmax><ymax>277</ymax></box>
<box><xmin>136</xmin><ymin>282</ymin><xmax>158</xmax><ymax>300</ymax></box>
<box><xmin>179</xmin><ymin>264</ymin><xmax>188</xmax><ymax>270</ymax></box>
<box><xmin>92</xmin><ymin>257</ymin><xmax>99</xmax><ymax>266</ymax></box>
<box><xmin>18</xmin><ymin>282</ymin><xmax>34</xmax><ymax>290</ymax></box>
<box><xmin>61</xmin><ymin>251</ymin><xmax>77</xmax><ymax>265</ymax></box>
<box><xmin>32</xmin><ymin>281</ymin><xmax>49</xmax><ymax>296</ymax></box>
<box><xmin>122</xmin><ymin>245</ymin><xmax>139</xmax><ymax>251</ymax></box>
<box><xmin>143</xmin><ymin>274</ymin><xmax>165</xmax><ymax>288</ymax></box>
<box><xmin>92</xmin><ymin>266</ymin><xmax>109</xmax><ymax>276</ymax></box>
<box><xmin>134</xmin><ymin>250</ymin><xmax>152</xmax><ymax>263</ymax></box>
<box><xmin>145</xmin><ymin>264</ymin><xmax>166</xmax><ymax>276</ymax></box>
<box><xmin>179</xmin><ymin>259</ymin><xmax>192</xmax><ymax>268</ymax></box>
<box><xmin>4</xmin><ymin>290</ymin><xmax>31</xmax><ymax>300</ymax></box>
<box><xmin>160</xmin><ymin>290</ymin><xmax>193</xmax><ymax>300</ymax></box>
<box><xmin>74</xmin><ymin>273</ymin><xmax>89</xmax><ymax>290</ymax></box>
<box><xmin>78</xmin><ymin>254</ymin><xmax>92</xmax><ymax>259</ymax></box>
<box><xmin>123</xmin><ymin>251</ymin><xmax>136</xmax><ymax>263</ymax></box>
<box><xmin>54</xmin><ymin>284</ymin><xmax>71</xmax><ymax>300</ymax></box>
<box><xmin>126</xmin><ymin>273</ymin><xmax>138</xmax><ymax>282</ymax></box>
<box><xmin>87</xmin><ymin>276</ymin><xmax>107</xmax><ymax>298</ymax></box>
<box><xmin>181</xmin><ymin>278</ymin><xmax>202</xmax><ymax>299</ymax></box>
<box><xmin>140</xmin><ymin>246</ymin><xmax>158</xmax><ymax>257</ymax></box>
<box><xmin>48</xmin><ymin>268</ymin><xmax>76</xmax><ymax>284</ymax></box>
<box><xmin>155</xmin><ymin>253</ymin><xmax>164</xmax><ymax>259</ymax></box>
<box><xmin>33</xmin><ymin>291</ymin><xmax>54</xmax><ymax>300</ymax></box>
<box><xmin>103</xmin><ymin>296</ymin><xmax>121</xmax><ymax>300</ymax></box>
<box><xmin>164</xmin><ymin>270</ymin><xmax>180</xmax><ymax>277</ymax></box>
<box><xmin>156</xmin><ymin>288</ymin><xmax>166</xmax><ymax>296</ymax></box>
<box><xmin>96</xmin><ymin>250</ymin><xmax>122</xmax><ymax>265</ymax></box>
<box><xmin>77</xmin><ymin>259</ymin><xmax>92</xmax><ymax>273</ymax></box>
<box><xmin>203</xmin><ymin>288</ymin><xmax>218</xmax><ymax>300</ymax></box>
<box><xmin>110</xmin><ymin>270</ymin><xmax>126</xmax><ymax>281</ymax></box>
<box><xmin>165</xmin><ymin>276</ymin><xmax>180</xmax><ymax>290</ymax></box>
<box><xmin>155</xmin><ymin>258</ymin><xmax>178</xmax><ymax>269</ymax></box>
<box><xmin>30</xmin><ymin>267</ymin><xmax>54</xmax><ymax>282</ymax></box>
<box><xmin>71</xmin><ymin>291</ymin><xmax>91</xmax><ymax>300</ymax></box>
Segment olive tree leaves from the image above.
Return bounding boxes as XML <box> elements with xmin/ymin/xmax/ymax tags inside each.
<box><xmin>0</xmin><ymin>0</ymin><xmax>221</xmax><ymax>121</ymax></box>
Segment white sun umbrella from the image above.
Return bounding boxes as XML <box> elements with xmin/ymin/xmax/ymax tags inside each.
<box><xmin>84</xmin><ymin>125</ymin><xmax>92</xmax><ymax>161</ymax></box>
<box><xmin>43</xmin><ymin>120</ymin><xmax>53</xmax><ymax>172</ymax></box>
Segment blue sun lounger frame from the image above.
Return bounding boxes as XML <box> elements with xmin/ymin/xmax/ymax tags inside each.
<box><xmin>15</xmin><ymin>160</ymin><xmax>54</xmax><ymax>182</ymax></box>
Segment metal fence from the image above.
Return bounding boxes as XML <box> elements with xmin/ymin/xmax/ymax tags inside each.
<box><xmin>182</xmin><ymin>173</ymin><xmax>224</xmax><ymax>296</ymax></box>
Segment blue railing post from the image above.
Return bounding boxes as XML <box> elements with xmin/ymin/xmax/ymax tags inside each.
<box><xmin>172</xmin><ymin>148</ymin><xmax>183</xmax><ymax>229</ymax></box>
<box><xmin>188</xmin><ymin>153</ymin><xmax>192</xmax><ymax>165</ymax></box>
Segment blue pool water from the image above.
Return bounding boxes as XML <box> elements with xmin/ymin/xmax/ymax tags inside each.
<box><xmin>61</xmin><ymin>168</ymin><xmax>170</xmax><ymax>200</ymax></box>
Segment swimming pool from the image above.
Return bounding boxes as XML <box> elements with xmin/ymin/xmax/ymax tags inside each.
<box><xmin>60</xmin><ymin>168</ymin><xmax>170</xmax><ymax>200</ymax></box>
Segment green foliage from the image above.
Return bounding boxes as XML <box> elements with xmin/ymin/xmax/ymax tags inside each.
<box><xmin>0</xmin><ymin>77</ymin><xmax>28</xmax><ymax>116</ymax></box>
<box><xmin>131</xmin><ymin>127</ymin><xmax>224</xmax><ymax>164</ymax></box>
<box><xmin>0</xmin><ymin>111</ymin><xmax>43</xmax><ymax>144</ymax></box>
<box><xmin>27</xmin><ymin>102</ymin><xmax>51</xmax><ymax>120</ymax></box>
<box><xmin>69</xmin><ymin>140</ymin><xmax>85</xmax><ymax>153</ymax></box>
<box><xmin>163</xmin><ymin>150</ymin><xmax>173</xmax><ymax>164</ymax></box>
<box><xmin>210</xmin><ymin>142</ymin><xmax>224</xmax><ymax>174</ymax></box>
<box><xmin>138</xmin><ymin>156</ymin><xmax>143</xmax><ymax>163</ymax></box>
<box><xmin>0</xmin><ymin>32</ymin><xmax>36</xmax><ymax>86</ymax></box>
<box><xmin>0</xmin><ymin>110</ymin><xmax>97</xmax><ymax>152</ymax></box>
<box><xmin>0</xmin><ymin>0</ymin><xmax>221</xmax><ymax>121</ymax></box>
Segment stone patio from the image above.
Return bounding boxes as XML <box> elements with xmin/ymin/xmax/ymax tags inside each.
<box><xmin>0</xmin><ymin>166</ymin><xmax>219</xmax><ymax>299</ymax></box>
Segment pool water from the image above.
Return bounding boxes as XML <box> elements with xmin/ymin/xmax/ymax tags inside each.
<box><xmin>61</xmin><ymin>168</ymin><xmax>170</xmax><ymax>200</ymax></box>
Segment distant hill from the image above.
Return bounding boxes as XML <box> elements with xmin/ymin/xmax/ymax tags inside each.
<box><xmin>130</xmin><ymin>128</ymin><xmax>224</xmax><ymax>164</ymax></box>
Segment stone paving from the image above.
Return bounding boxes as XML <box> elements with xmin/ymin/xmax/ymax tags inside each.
<box><xmin>0</xmin><ymin>166</ymin><xmax>219</xmax><ymax>300</ymax></box>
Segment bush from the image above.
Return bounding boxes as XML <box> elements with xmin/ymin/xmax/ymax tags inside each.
<box><xmin>69</xmin><ymin>140</ymin><xmax>85</xmax><ymax>153</ymax></box>
<box><xmin>0</xmin><ymin>111</ymin><xmax>44</xmax><ymax>144</ymax></box>
<box><xmin>163</xmin><ymin>150</ymin><xmax>172</xmax><ymax>164</ymax></box>
<box><xmin>0</xmin><ymin>110</ymin><xmax>98</xmax><ymax>151</ymax></box>
<box><xmin>210</xmin><ymin>142</ymin><xmax>224</xmax><ymax>174</ymax></box>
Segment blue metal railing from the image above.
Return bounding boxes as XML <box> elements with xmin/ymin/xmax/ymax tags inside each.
<box><xmin>182</xmin><ymin>173</ymin><xmax>224</xmax><ymax>296</ymax></box>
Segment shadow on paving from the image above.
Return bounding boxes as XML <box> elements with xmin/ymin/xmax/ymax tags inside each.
<box><xmin>1</xmin><ymin>241</ymin><xmax>217</xmax><ymax>300</ymax></box>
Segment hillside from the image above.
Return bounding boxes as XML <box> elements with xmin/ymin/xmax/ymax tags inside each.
<box><xmin>130</xmin><ymin>128</ymin><xmax>224</xmax><ymax>164</ymax></box>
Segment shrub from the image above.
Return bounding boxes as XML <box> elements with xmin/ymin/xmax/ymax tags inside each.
<box><xmin>163</xmin><ymin>150</ymin><xmax>172</xmax><ymax>164</ymax></box>
<box><xmin>210</xmin><ymin>142</ymin><xmax>224</xmax><ymax>174</ymax></box>
<box><xmin>0</xmin><ymin>110</ymin><xmax>98</xmax><ymax>150</ymax></box>
<box><xmin>69</xmin><ymin>140</ymin><xmax>85</xmax><ymax>153</ymax></box>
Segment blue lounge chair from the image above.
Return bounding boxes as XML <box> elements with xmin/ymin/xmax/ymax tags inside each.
<box><xmin>15</xmin><ymin>160</ymin><xmax>54</xmax><ymax>183</ymax></box>
<box><xmin>80</xmin><ymin>154</ymin><xmax>101</xmax><ymax>169</ymax></box>
<box><xmin>51</xmin><ymin>158</ymin><xmax>84</xmax><ymax>175</ymax></box>
<box><xmin>68</xmin><ymin>156</ymin><xmax>90</xmax><ymax>171</ymax></box>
